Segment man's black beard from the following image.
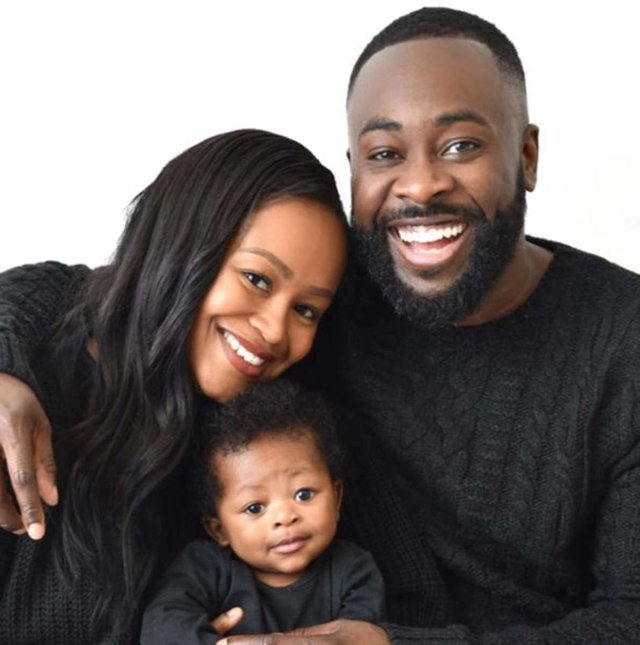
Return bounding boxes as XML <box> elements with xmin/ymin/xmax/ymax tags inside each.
<box><xmin>352</xmin><ymin>169</ymin><xmax>527</xmax><ymax>329</ymax></box>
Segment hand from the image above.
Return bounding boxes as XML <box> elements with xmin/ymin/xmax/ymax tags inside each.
<box><xmin>211</xmin><ymin>607</ymin><xmax>244</xmax><ymax>635</ymax></box>
<box><xmin>219</xmin><ymin>619</ymin><xmax>390</xmax><ymax>644</ymax></box>
<box><xmin>0</xmin><ymin>373</ymin><xmax>57</xmax><ymax>539</ymax></box>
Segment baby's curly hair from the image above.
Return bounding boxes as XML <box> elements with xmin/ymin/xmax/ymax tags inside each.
<box><xmin>191</xmin><ymin>379</ymin><xmax>344</xmax><ymax>519</ymax></box>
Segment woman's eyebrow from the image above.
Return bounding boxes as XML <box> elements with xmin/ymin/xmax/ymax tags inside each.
<box><xmin>239</xmin><ymin>247</ymin><xmax>293</xmax><ymax>278</ymax></box>
<box><xmin>238</xmin><ymin>247</ymin><xmax>335</xmax><ymax>299</ymax></box>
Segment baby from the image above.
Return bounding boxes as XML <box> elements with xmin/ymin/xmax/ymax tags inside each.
<box><xmin>141</xmin><ymin>379</ymin><xmax>385</xmax><ymax>643</ymax></box>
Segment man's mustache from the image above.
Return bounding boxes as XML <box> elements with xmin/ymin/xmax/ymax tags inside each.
<box><xmin>377</xmin><ymin>204</ymin><xmax>486</xmax><ymax>227</ymax></box>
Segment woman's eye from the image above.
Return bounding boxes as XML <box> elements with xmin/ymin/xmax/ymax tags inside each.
<box><xmin>244</xmin><ymin>272</ymin><xmax>271</xmax><ymax>291</ymax></box>
<box><xmin>295</xmin><ymin>489</ymin><xmax>315</xmax><ymax>502</ymax></box>
<box><xmin>244</xmin><ymin>503</ymin><xmax>264</xmax><ymax>515</ymax></box>
<box><xmin>294</xmin><ymin>303</ymin><xmax>320</xmax><ymax>322</ymax></box>
<box><xmin>442</xmin><ymin>140</ymin><xmax>480</xmax><ymax>157</ymax></box>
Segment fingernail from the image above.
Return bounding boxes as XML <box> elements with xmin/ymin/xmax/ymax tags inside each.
<box><xmin>51</xmin><ymin>486</ymin><xmax>59</xmax><ymax>505</ymax></box>
<box><xmin>11</xmin><ymin>527</ymin><xmax>27</xmax><ymax>536</ymax></box>
<box><xmin>226</xmin><ymin>607</ymin><xmax>242</xmax><ymax>618</ymax></box>
<box><xmin>27</xmin><ymin>523</ymin><xmax>44</xmax><ymax>540</ymax></box>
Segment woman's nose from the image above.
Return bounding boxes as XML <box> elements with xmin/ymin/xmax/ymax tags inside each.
<box><xmin>250</xmin><ymin>301</ymin><xmax>288</xmax><ymax>346</ymax></box>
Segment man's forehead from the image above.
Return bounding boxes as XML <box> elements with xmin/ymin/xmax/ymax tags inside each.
<box><xmin>347</xmin><ymin>37</ymin><xmax>510</xmax><ymax>130</ymax></box>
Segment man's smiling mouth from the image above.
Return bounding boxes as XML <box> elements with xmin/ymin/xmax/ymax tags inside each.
<box><xmin>394</xmin><ymin>221</ymin><xmax>467</xmax><ymax>246</ymax></box>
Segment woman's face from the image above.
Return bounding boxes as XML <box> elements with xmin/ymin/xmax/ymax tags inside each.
<box><xmin>188</xmin><ymin>197</ymin><xmax>347</xmax><ymax>402</ymax></box>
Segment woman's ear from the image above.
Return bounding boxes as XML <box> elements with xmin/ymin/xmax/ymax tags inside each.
<box><xmin>203</xmin><ymin>517</ymin><xmax>230</xmax><ymax>547</ymax></box>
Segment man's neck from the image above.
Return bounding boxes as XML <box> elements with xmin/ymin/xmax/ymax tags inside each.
<box><xmin>457</xmin><ymin>237</ymin><xmax>553</xmax><ymax>327</ymax></box>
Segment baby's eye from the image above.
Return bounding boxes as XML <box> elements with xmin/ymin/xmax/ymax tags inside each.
<box><xmin>294</xmin><ymin>489</ymin><xmax>315</xmax><ymax>502</ymax></box>
<box><xmin>244</xmin><ymin>502</ymin><xmax>264</xmax><ymax>515</ymax></box>
<box><xmin>244</xmin><ymin>272</ymin><xmax>271</xmax><ymax>292</ymax></box>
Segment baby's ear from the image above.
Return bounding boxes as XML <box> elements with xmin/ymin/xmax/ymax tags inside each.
<box><xmin>203</xmin><ymin>517</ymin><xmax>230</xmax><ymax>547</ymax></box>
<box><xmin>334</xmin><ymin>480</ymin><xmax>344</xmax><ymax>515</ymax></box>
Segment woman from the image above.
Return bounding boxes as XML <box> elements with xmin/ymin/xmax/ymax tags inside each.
<box><xmin>0</xmin><ymin>129</ymin><xmax>347</xmax><ymax>643</ymax></box>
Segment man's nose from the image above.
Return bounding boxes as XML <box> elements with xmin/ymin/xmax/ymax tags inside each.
<box><xmin>392</xmin><ymin>154</ymin><xmax>456</xmax><ymax>205</ymax></box>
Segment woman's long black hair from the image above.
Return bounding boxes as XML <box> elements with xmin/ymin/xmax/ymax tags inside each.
<box><xmin>52</xmin><ymin>129</ymin><xmax>345</xmax><ymax>630</ymax></box>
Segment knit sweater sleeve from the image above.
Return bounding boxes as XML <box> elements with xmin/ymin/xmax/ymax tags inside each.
<box><xmin>382</xmin><ymin>313</ymin><xmax>640</xmax><ymax>644</ymax></box>
<box><xmin>0</xmin><ymin>261</ymin><xmax>90</xmax><ymax>394</ymax></box>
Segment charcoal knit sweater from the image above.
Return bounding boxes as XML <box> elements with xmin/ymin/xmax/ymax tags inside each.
<box><xmin>326</xmin><ymin>238</ymin><xmax>640</xmax><ymax>643</ymax></box>
<box><xmin>2</xmin><ymin>240</ymin><xmax>640</xmax><ymax>643</ymax></box>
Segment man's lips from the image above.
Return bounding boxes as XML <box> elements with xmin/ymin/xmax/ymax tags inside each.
<box><xmin>387</xmin><ymin>218</ymin><xmax>471</xmax><ymax>269</ymax></box>
<box><xmin>270</xmin><ymin>536</ymin><xmax>310</xmax><ymax>555</ymax></box>
<box><xmin>220</xmin><ymin>329</ymin><xmax>274</xmax><ymax>378</ymax></box>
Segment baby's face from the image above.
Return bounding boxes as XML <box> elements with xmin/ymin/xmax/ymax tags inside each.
<box><xmin>205</xmin><ymin>430</ymin><xmax>342</xmax><ymax>587</ymax></box>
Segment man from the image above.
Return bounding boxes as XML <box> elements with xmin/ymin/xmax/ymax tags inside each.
<box><xmin>2</xmin><ymin>7</ymin><xmax>640</xmax><ymax>644</ymax></box>
<box><xmin>322</xmin><ymin>7</ymin><xmax>640</xmax><ymax>643</ymax></box>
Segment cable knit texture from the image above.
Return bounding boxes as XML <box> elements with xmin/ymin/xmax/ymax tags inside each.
<box><xmin>2</xmin><ymin>244</ymin><xmax>640</xmax><ymax>643</ymax></box>
<box><xmin>328</xmin><ymin>238</ymin><xmax>640</xmax><ymax>643</ymax></box>
<box><xmin>0</xmin><ymin>262</ymin><xmax>136</xmax><ymax>644</ymax></box>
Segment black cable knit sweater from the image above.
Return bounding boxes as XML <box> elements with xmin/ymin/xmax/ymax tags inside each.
<box><xmin>327</xmin><ymin>239</ymin><xmax>640</xmax><ymax>643</ymax></box>
<box><xmin>2</xmin><ymin>239</ymin><xmax>640</xmax><ymax>643</ymax></box>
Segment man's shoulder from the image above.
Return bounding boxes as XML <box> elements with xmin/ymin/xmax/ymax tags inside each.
<box><xmin>532</xmin><ymin>236</ymin><xmax>640</xmax><ymax>300</ymax></box>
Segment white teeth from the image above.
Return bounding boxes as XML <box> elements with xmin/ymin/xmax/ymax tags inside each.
<box><xmin>223</xmin><ymin>331</ymin><xmax>265</xmax><ymax>367</ymax></box>
<box><xmin>397</xmin><ymin>223</ymin><xmax>465</xmax><ymax>244</ymax></box>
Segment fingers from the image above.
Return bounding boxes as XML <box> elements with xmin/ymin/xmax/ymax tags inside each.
<box><xmin>220</xmin><ymin>635</ymin><xmax>317</xmax><ymax>644</ymax></box>
<box><xmin>210</xmin><ymin>606</ymin><xmax>244</xmax><ymax>635</ymax></box>
<box><xmin>34</xmin><ymin>422</ymin><xmax>58</xmax><ymax>507</ymax></box>
<box><xmin>4</xmin><ymin>440</ymin><xmax>45</xmax><ymax>539</ymax></box>
<box><xmin>0</xmin><ymin>373</ymin><xmax>57</xmax><ymax>539</ymax></box>
<box><xmin>0</xmin><ymin>461</ymin><xmax>25</xmax><ymax>534</ymax></box>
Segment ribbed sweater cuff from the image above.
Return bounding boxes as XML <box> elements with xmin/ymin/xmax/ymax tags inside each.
<box><xmin>0</xmin><ymin>332</ymin><xmax>40</xmax><ymax>397</ymax></box>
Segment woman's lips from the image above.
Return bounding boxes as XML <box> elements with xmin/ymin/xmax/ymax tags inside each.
<box><xmin>220</xmin><ymin>328</ymin><xmax>274</xmax><ymax>378</ymax></box>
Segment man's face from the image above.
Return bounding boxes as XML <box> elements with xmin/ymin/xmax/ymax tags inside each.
<box><xmin>347</xmin><ymin>37</ymin><xmax>538</xmax><ymax>326</ymax></box>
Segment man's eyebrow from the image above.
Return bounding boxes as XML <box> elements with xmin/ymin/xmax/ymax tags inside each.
<box><xmin>239</xmin><ymin>248</ymin><xmax>293</xmax><ymax>279</ymax></box>
<box><xmin>359</xmin><ymin>110</ymin><xmax>488</xmax><ymax>138</ymax></box>
<box><xmin>434</xmin><ymin>109</ymin><xmax>489</xmax><ymax>127</ymax></box>
<box><xmin>359</xmin><ymin>118</ymin><xmax>401</xmax><ymax>138</ymax></box>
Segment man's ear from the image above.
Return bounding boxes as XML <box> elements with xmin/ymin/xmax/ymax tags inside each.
<box><xmin>522</xmin><ymin>123</ymin><xmax>539</xmax><ymax>192</ymax></box>
<box><xmin>203</xmin><ymin>517</ymin><xmax>230</xmax><ymax>547</ymax></box>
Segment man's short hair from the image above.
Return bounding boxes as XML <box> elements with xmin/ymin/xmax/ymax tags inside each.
<box><xmin>347</xmin><ymin>7</ymin><xmax>526</xmax><ymax>102</ymax></box>
<box><xmin>191</xmin><ymin>379</ymin><xmax>344</xmax><ymax>518</ymax></box>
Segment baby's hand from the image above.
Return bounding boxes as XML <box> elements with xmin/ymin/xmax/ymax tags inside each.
<box><xmin>211</xmin><ymin>606</ymin><xmax>244</xmax><ymax>635</ymax></box>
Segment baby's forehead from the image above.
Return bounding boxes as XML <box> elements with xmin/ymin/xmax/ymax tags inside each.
<box><xmin>212</xmin><ymin>427</ymin><xmax>331</xmax><ymax>482</ymax></box>
<box><xmin>213</xmin><ymin>425</ymin><xmax>324</xmax><ymax>459</ymax></box>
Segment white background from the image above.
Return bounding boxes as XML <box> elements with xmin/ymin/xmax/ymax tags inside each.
<box><xmin>2</xmin><ymin>1</ymin><xmax>639</xmax><ymax>272</ymax></box>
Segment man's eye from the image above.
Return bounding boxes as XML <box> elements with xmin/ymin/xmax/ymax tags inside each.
<box><xmin>368</xmin><ymin>149</ymin><xmax>400</xmax><ymax>161</ymax></box>
<box><xmin>244</xmin><ymin>503</ymin><xmax>264</xmax><ymax>515</ymax></box>
<box><xmin>442</xmin><ymin>140</ymin><xmax>480</xmax><ymax>156</ymax></box>
<box><xmin>244</xmin><ymin>272</ymin><xmax>270</xmax><ymax>291</ymax></box>
<box><xmin>294</xmin><ymin>489</ymin><xmax>315</xmax><ymax>502</ymax></box>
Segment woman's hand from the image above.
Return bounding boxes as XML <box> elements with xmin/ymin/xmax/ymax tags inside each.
<box><xmin>0</xmin><ymin>373</ymin><xmax>57</xmax><ymax>539</ymax></box>
<box><xmin>218</xmin><ymin>619</ymin><xmax>390</xmax><ymax>644</ymax></box>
